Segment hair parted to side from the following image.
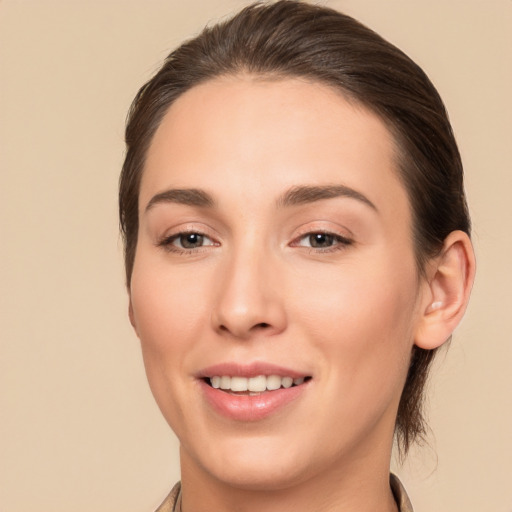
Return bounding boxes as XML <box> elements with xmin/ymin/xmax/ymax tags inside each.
<box><xmin>119</xmin><ymin>0</ymin><xmax>470</xmax><ymax>456</ymax></box>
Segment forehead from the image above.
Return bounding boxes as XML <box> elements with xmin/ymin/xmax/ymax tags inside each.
<box><xmin>142</xmin><ymin>75</ymin><xmax>410</xmax><ymax>221</ymax></box>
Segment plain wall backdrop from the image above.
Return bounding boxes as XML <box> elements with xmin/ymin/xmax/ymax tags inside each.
<box><xmin>1</xmin><ymin>1</ymin><xmax>511</xmax><ymax>511</ymax></box>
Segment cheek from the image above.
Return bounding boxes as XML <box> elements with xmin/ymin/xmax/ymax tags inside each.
<box><xmin>128</xmin><ymin>255</ymin><xmax>215</xmax><ymax>407</ymax></box>
<box><xmin>293</xmin><ymin>255</ymin><xmax>419</xmax><ymax>389</ymax></box>
<box><xmin>296</xmin><ymin>251</ymin><xmax>417</xmax><ymax>330</ymax></box>
<box><xmin>128</xmin><ymin>258</ymin><xmax>213</xmax><ymax>433</ymax></box>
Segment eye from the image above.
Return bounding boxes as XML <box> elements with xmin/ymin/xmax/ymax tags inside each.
<box><xmin>158</xmin><ymin>231</ymin><xmax>217</xmax><ymax>252</ymax></box>
<box><xmin>305</xmin><ymin>233</ymin><xmax>335</xmax><ymax>248</ymax></box>
<box><xmin>293</xmin><ymin>232</ymin><xmax>352</xmax><ymax>250</ymax></box>
<box><xmin>175</xmin><ymin>233</ymin><xmax>209</xmax><ymax>249</ymax></box>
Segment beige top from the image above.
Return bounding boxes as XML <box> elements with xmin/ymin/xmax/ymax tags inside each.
<box><xmin>155</xmin><ymin>474</ymin><xmax>413</xmax><ymax>512</ymax></box>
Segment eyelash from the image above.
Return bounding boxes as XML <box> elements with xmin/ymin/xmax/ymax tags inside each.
<box><xmin>157</xmin><ymin>231</ymin><xmax>218</xmax><ymax>255</ymax></box>
<box><xmin>157</xmin><ymin>230</ymin><xmax>353</xmax><ymax>255</ymax></box>
<box><xmin>290</xmin><ymin>231</ymin><xmax>353</xmax><ymax>253</ymax></box>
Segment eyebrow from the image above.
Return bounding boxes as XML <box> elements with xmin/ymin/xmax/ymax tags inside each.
<box><xmin>277</xmin><ymin>185</ymin><xmax>377</xmax><ymax>211</ymax></box>
<box><xmin>145</xmin><ymin>188</ymin><xmax>215</xmax><ymax>212</ymax></box>
<box><xmin>144</xmin><ymin>184</ymin><xmax>376</xmax><ymax>213</ymax></box>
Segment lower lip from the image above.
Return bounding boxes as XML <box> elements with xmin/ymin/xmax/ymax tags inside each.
<box><xmin>200</xmin><ymin>380</ymin><xmax>308</xmax><ymax>422</ymax></box>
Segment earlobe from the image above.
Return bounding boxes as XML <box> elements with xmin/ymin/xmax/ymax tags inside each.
<box><xmin>414</xmin><ymin>230</ymin><xmax>476</xmax><ymax>350</ymax></box>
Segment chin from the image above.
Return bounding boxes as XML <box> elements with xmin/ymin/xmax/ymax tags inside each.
<box><xmin>182</xmin><ymin>435</ymin><xmax>318</xmax><ymax>491</ymax></box>
<box><xmin>209</xmin><ymin>461</ymin><xmax>309</xmax><ymax>492</ymax></box>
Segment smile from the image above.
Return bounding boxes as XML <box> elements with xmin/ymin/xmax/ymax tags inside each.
<box><xmin>209</xmin><ymin>375</ymin><xmax>306</xmax><ymax>393</ymax></box>
<box><xmin>199</xmin><ymin>364</ymin><xmax>312</xmax><ymax>421</ymax></box>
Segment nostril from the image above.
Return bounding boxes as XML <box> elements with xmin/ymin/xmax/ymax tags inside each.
<box><xmin>216</xmin><ymin>322</ymin><xmax>271</xmax><ymax>335</ymax></box>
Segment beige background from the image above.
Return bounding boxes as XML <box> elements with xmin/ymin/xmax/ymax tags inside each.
<box><xmin>1</xmin><ymin>1</ymin><xmax>510</xmax><ymax>511</ymax></box>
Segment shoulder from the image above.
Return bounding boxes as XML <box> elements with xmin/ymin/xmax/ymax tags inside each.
<box><xmin>390</xmin><ymin>474</ymin><xmax>414</xmax><ymax>512</ymax></box>
<box><xmin>154</xmin><ymin>482</ymin><xmax>181</xmax><ymax>512</ymax></box>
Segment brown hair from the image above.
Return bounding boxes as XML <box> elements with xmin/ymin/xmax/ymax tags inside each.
<box><xmin>119</xmin><ymin>0</ymin><xmax>470</xmax><ymax>455</ymax></box>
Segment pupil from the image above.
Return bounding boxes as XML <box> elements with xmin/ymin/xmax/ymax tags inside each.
<box><xmin>310</xmin><ymin>233</ymin><xmax>333</xmax><ymax>248</ymax></box>
<box><xmin>181</xmin><ymin>233</ymin><xmax>203</xmax><ymax>248</ymax></box>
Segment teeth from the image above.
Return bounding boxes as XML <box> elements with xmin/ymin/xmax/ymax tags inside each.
<box><xmin>282</xmin><ymin>377</ymin><xmax>293</xmax><ymax>388</ymax></box>
<box><xmin>220</xmin><ymin>376</ymin><xmax>231</xmax><ymax>390</ymax></box>
<box><xmin>230</xmin><ymin>376</ymin><xmax>248</xmax><ymax>392</ymax></box>
<box><xmin>209</xmin><ymin>374</ymin><xmax>307</xmax><ymax>392</ymax></box>
<box><xmin>266</xmin><ymin>375</ymin><xmax>281</xmax><ymax>391</ymax></box>
<box><xmin>248</xmin><ymin>375</ymin><xmax>267</xmax><ymax>392</ymax></box>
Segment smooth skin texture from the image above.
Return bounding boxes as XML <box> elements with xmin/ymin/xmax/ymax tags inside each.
<box><xmin>129</xmin><ymin>77</ymin><xmax>474</xmax><ymax>512</ymax></box>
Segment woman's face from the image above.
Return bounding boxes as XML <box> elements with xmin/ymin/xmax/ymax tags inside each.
<box><xmin>129</xmin><ymin>76</ymin><xmax>429</xmax><ymax>489</ymax></box>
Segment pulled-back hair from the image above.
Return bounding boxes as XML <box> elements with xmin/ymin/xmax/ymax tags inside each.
<box><xmin>119</xmin><ymin>0</ymin><xmax>470</xmax><ymax>456</ymax></box>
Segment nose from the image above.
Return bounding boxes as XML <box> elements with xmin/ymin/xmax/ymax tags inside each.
<box><xmin>211</xmin><ymin>246</ymin><xmax>287</xmax><ymax>340</ymax></box>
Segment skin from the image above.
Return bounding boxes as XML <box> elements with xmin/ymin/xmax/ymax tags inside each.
<box><xmin>128</xmin><ymin>76</ymin><xmax>473</xmax><ymax>512</ymax></box>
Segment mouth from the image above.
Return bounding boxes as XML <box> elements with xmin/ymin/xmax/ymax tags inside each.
<box><xmin>205</xmin><ymin>375</ymin><xmax>311</xmax><ymax>395</ymax></box>
<box><xmin>198</xmin><ymin>364</ymin><xmax>312</xmax><ymax>421</ymax></box>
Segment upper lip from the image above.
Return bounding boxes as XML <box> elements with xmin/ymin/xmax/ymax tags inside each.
<box><xmin>197</xmin><ymin>362</ymin><xmax>310</xmax><ymax>379</ymax></box>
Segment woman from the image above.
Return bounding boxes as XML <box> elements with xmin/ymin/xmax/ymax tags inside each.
<box><xmin>119</xmin><ymin>2</ymin><xmax>475</xmax><ymax>511</ymax></box>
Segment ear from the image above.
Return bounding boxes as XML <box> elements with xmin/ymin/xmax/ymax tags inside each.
<box><xmin>128</xmin><ymin>298</ymin><xmax>140</xmax><ymax>338</ymax></box>
<box><xmin>414</xmin><ymin>230</ymin><xmax>476</xmax><ymax>350</ymax></box>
